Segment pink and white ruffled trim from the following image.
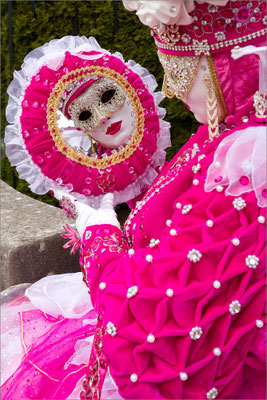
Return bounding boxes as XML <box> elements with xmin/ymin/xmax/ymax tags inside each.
<box><xmin>205</xmin><ymin>126</ymin><xmax>266</xmax><ymax>207</ymax></box>
<box><xmin>5</xmin><ymin>36</ymin><xmax>171</xmax><ymax>207</ymax></box>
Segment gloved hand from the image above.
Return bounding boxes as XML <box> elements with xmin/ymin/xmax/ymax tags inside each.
<box><xmin>53</xmin><ymin>190</ymin><xmax>120</xmax><ymax>237</ymax></box>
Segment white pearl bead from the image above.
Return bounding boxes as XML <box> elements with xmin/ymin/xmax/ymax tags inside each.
<box><xmin>216</xmin><ymin>185</ymin><xmax>224</xmax><ymax>192</ymax></box>
<box><xmin>256</xmin><ymin>319</ymin><xmax>264</xmax><ymax>328</ymax></box>
<box><xmin>176</xmin><ymin>202</ymin><xmax>182</xmax><ymax>209</ymax></box>
<box><xmin>258</xmin><ymin>216</ymin><xmax>265</xmax><ymax>224</ymax></box>
<box><xmin>166</xmin><ymin>288</ymin><xmax>174</xmax><ymax>297</ymax></box>
<box><xmin>213</xmin><ymin>280</ymin><xmax>221</xmax><ymax>289</ymax></box>
<box><xmin>146</xmin><ymin>254</ymin><xmax>153</xmax><ymax>263</ymax></box>
<box><xmin>147</xmin><ymin>333</ymin><xmax>155</xmax><ymax>343</ymax></box>
<box><xmin>206</xmin><ymin>220</ymin><xmax>214</xmax><ymax>227</ymax></box>
<box><xmin>213</xmin><ymin>347</ymin><xmax>221</xmax><ymax>356</ymax></box>
<box><xmin>179</xmin><ymin>372</ymin><xmax>188</xmax><ymax>381</ymax></box>
<box><xmin>232</xmin><ymin>238</ymin><xmax>240</xmax><ymax>246</ymax></box>
<box><xmin>214</xmin><ymin>161</ymin><xmax>221</xmax><ymax>168</ymax></box>
<box><xmin>130</xmin><ymin>373</ymin><xmax>138</xmax><ymax>382</ymax></box>
<box><xmin>99</xmin><ymin>282</ymin><xmax>106</xmax><ymax>290</ymax></box>
<box><xmin>170</xmin><ymin>229</ymin><xmax>177</xmax><ymax>236</ymax></box>
<box><xmin>166</xmin><ymin>219</ymin><xmax>172</xmax><ymax>226</ymax></box>
<box><xmin>128</xmin><ymin>249</ymin><xmax>135</xmax><ymax>256</ymax></box>
<box><xmin>193</xmin><ymin>179</ymin><xmax>199</xmax><ymax>186</ymax></box>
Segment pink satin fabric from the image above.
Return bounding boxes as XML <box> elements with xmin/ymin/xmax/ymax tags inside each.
<box><xmin>81</xmin><ymin>122</ymin><xmax>266</xmax><ymax>399</ymax></box>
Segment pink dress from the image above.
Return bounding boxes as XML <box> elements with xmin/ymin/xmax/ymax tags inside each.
<box><xmin>79</xmin><ymin>120</ymin><xmax>266</xmax><ymax>399</ymax></box>
<box><xmin>1</xmin><ymin>122</ymin><xmax>266</xmax><ymax>399</ymax></box>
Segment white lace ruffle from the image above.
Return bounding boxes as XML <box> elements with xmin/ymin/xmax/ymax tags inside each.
<box><xmin>205</xmin><ymin>126</ymin><xmax>266</xmax><ymax>207</ymax></box>
<box><xmin>5</xmin><ymin>36</ymin><xmax>170</xmax><ymax>207</ymax></box>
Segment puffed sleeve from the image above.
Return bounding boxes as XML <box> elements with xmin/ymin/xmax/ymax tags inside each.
<box><xmin>79</xmin><ymin>143</ymin><xmax>266</xmax><ymax>400</ymax></box>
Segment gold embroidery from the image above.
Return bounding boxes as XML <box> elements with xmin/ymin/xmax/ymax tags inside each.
<box><xmin>158</xmin><ymin>52</ymin><xmax>201</xmax><ymax>100</ymax></box>
<box><xmin>203</xmin><ymin>73</ymin><xmax>220</xmax><ymax>140</ymax></box>
<box><xmin>206</xmin><ymin>55</ymin><xmax>228</xmax><ymax>122</ymax></box>
<box><xmin>254</xmin><ymin>90</ymin><xmax>267</xmax><ymax>118</ymax></box>
<box><xmin>47</xmin><ymin>67</ymin><xmax>145</xmax><ymax>169</ymax></box>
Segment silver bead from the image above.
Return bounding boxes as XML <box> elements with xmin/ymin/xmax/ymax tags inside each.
<box><xmin>245</xmin><ymin>255</ymin><xmax>259</xmax><ymax>269</ymax></box>
<box><xmin>229</xmin><ymin>300</ymin><xmax>241</xmax><ymax>315</ymax></box>
<box><xmin>189</xmin><ymin>326</ymin><xmax>203</xmax><ymax>340</ymax></box>
<box><xmin>187</xmin><ymin>249</ymin><xmax>202</xmax><ymax>263</ymax></box>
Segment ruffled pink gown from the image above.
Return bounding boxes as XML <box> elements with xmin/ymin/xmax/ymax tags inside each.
<box><xmin>1</xmin><ymin>114</ymin><xmax>266</xmax><ymax>399</ymax></box>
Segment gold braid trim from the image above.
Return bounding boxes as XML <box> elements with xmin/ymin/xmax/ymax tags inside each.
<box><xmin>47</xmin><ymin>67</ymin><xmax>145</xmax><ymax>169</ymax></box>
<box><xmin>203</xmin><ymin>73</ymin><xmax>219</xmax><ymax>140</ymax></box>
<box><xmin>206</xmin><ymin>55</ymin><xmax>228</xmax><ymax>122</ymax></box>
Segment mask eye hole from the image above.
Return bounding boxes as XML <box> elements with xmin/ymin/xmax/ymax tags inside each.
<box><xmin>78</xmin><ymin>110</ymin><xmax>92</xmax><ymax>121</ymax></box>
<box><xmin>101</xmin><ymin>89</ymin><xmax>116</xmax><ymax>104</ymax></box>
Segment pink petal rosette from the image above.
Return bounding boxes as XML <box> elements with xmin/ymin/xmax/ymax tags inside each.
<box><xmin>205</xmin><ymin>126</ymin><xmax>266</xmax><ymax>207</ymax></box>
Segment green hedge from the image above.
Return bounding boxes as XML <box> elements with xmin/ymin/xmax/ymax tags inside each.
<box><xmin>1</xmin><ymin>0</ymin><xmax>199</xmax><ymax>205</ymax></box>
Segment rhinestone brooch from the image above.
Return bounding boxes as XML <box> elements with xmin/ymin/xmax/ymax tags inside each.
<box><xmin>245</xmin><ymin>255</ymin><xmax>259</xmax><ymax>269</ymax></box>
<box><xmin>189</xmin><ymin>326</ymin><xmax>203</xmax><ymax>340</ymax></box>
<box><xmin>229</xmin><ymin>300</ymin><xmax>241</xmax><ymax>315</ymax></box>
<box><xmin>233</xmin><ymin>197</ymin><xmax>246</xmax><ymax>211</ymax></box>
<box><xmin>187</xmin><ymin>249</ymin><xmax>202</xmax><ymax>263</ymax></box>
<box><xmin>206</xmin><ymin>387</ymin><xmax>218</xmax><ymax>399</ymax></box>
<box><xmin>127</xmin><ymin>286</ymin><xmax>138</xmax><ymax>298</ymax></box>
<box><xmin>106</xmin><ymin>322</ymin><xmax>117</xmax><ymax>336</ymax></box>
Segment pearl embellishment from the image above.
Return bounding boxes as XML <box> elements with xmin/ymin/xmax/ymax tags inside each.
<box><xmin>233</xmin><ymin>197</ymin><xmax>246</xmax><ymax>210</ymax></box>
<box><xmin>99</xmin><ymin>282</ymin><xmax>106</xmax><ymax>290</ymax></box>
<box><xmin>229</xmin><ymin>300</ymin><xmax>241</xmax><ymax>315</ymax></box>
<box><xmin>256</xmin><ymin>319</ymin><xmax>264</xmax><ymax>328</ymax></box>
<box><xmin>147</xmin><ymin>333</ymin><xmax>155</xmax><ymax>343</ymax></box>
<box><xmin>193</xmin><ymin>179</ymin><xmax>199</xmax><ymax>186</ymax></box>
<box><xmin>127</xmin><ymin>286</ymin><xmax>138</xmax><ymax>298</ymax></box>
<box><xmin>206</xmin><ymin>387</ymin><xmax>218</xmax><ymax>399</ymax></box>
<box><xmin>128</xmin><ymin>249</ymin><xmax>135</xmax><ymax>256</ymax></box>
<box><xmin>189</xmin><ymin>326</ymin><xmax>203</xmax><ymax>340</ymax></box>
<box><xmin>187</xmin><ymin>249</ymin><xmax>202</xmax><ymax>262</ymax></box>
<box><xmin>246</xmin><ymin>254</ymin><xmax>259</xmax><ymax>269</ymax></box>
<box><xmin>130</xmin><ymin>373</ymin><xmax>138</xmax><ymax>383</ymax></box>
<box><xmin>170</xmin><ymin>229</ymin><xmax>177</xmax><ymax>236</ymax></box>
<box><xmin>213</xmin><ymin>280</ymin><xmax>221</xmax><ymax>289</ymax></box>
<box><xmin>166</xmin><ymin>288</ymin><xmax>174</xmax><ymax>297</ymax></box>
<box><xmin>232</xmin><ymin>238</ymin><xmax>240</xmax><ymax>246</ymax></box>
<box><xmin>146</xmin><ymin>254</ymin><xmax>153</xmax><ymax>263</ymax></box>
<box><xmin>179</xmin><ymin>372</ymin><xmax>188</xmax><ymax>381</ymax></box>
<box><xmin>206</xmin><ymin>220</ymin><xmax>214</xmax><ymax>227</ymax></box>
<box><xmin>106</xmin><ymin>322</ymin><xmax>117</xmax><ymax>336</ymax></box>
<box><xmin>216</xmin><ymin>185</ymin><xmax>224</xmax><ymax>192</ymax></box>
<box><xmin>166</xmin><ymin>219</ymin><xmax>172</xmax><ymax>226</ymax></box>
<box><xmin>213</xmin><ymin>347</ymin><xmax>221</xmax><ymax>356</ymax></box>
<box><xmin>258</xmin><ymin>216</ymin><xmax>265</xmax><ymax>223</ymax></box>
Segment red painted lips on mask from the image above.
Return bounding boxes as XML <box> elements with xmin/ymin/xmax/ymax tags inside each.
<box><xmin>106</xmin><ymin>120</ymin><xmax>122</xmax><ymax>135</ymax></box>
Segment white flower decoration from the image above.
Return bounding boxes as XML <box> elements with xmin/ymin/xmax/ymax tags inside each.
<box><xmin>123</xmin><ymin>1</ymin><xmax>228</xmax><ymax>30</ymax></box>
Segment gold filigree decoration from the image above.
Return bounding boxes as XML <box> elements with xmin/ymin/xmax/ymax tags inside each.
<box><xmin>158</xmin><ymin>51</ymin><xmax>201</xmax><ymax>100</ymax></box>
<box><xmin>203</xmin><ymin>73</ymin><xmax>219</xmax><ymax>140</ymax></box>
<box><xmin>153</xmin><ymin>24</ymin><xmax>180</xmax><ymax>45</ymax></box>
<box><xmin>254</xmin><ymin>90</ymin><xmax>267</xmax><ymax>118</ymax></box>
<box><xmin>47</xmin><ymin>67</ymin><xmax>145</xmax><ymax>169</ymax></box>
<box><xmin>206</xmin><ymin>55</ymin><xmax>228</xmax><ymax>122</ymax></box>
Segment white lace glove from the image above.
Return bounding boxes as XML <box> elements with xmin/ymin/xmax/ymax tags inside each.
<box><xmin>53</xmin><ymin>190</ymin><xmax>120</xmax><ymax>238</ymax></box>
